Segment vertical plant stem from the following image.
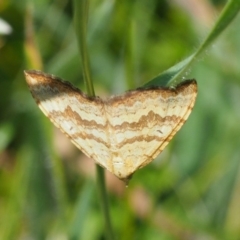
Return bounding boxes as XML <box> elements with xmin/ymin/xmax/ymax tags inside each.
<box><xmin>73</xmin><ymin>0</ymin><xmax>114</xmax><ymax>239</ymax></box>
<box><xmin>96</xmin><ymin>167</ymin><xmax>115</xmax><ymax>239</ymax></box>
<box><xmin>73</xmin><ymin>0</ymin><xmax>95</xmax><ymax>96</ymax></box>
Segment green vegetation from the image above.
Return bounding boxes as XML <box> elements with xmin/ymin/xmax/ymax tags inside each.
<box><xmin>0</xmin><ymin>0</ymin><xmax>240</xmax><ymax>239</ymax></box>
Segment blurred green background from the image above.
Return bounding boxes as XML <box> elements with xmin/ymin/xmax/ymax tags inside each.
<box><xmin>1</xmin><ymin>0</ymin><xmax>240</xmax><ymax>239</ymax></box>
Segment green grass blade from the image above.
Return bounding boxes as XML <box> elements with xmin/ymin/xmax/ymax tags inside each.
<box><xmin>143</xmin><ymin>0</ymin><xmax>240</xmax><ymax>88</ymax></box>
<box><xmin>73</xmin><ymin>1</ymin><xmax>114</xmax><ymax>239</ymax></box>
<box><xmin>73</xmin><ymin>0</ymin><xmax>95</xmax><ymax>96</ymax></box>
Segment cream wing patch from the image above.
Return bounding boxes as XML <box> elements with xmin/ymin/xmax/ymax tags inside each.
<box><xmin>25</xmin><ymin>70</ymin><xmax>197</xmax><ymax>181</ymax></box>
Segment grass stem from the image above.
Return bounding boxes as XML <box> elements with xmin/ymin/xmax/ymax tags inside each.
<box><xmin>73</xmin><ymin>0</ymin><xmax>114</xmax><ymax>239</ymax></box>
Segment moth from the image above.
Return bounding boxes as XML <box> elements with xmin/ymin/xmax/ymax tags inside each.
<box><xmin>25</xmin><ymin>70</ymin><xmax>197</xmax><ymax>182</ymax></box>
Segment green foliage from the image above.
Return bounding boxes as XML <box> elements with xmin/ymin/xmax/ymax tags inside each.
<box><xmin>0</xmin><ymin>0</ymin><xmax>240</xmax><ymax>239</ymax></box>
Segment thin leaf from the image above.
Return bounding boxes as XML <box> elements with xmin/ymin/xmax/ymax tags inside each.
<box><xmin>143</xmin><ymin>0</ymin><xmax>240</xmax><ymax>88</ymax></box>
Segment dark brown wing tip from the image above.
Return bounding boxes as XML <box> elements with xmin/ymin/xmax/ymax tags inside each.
<box><xmin>175</xmin><ymin>79</ymin><xmax>197</xmax><ymax>88</ymax></box>
<box><xmin>23</xmin><ymin>70</ymin><xmax>101</xmax><ymax>103</ymax></box>
<box><xmin>24</xmin><ymin>69</ymin><xmax>44</xmax><ymax>77</ymax></box>
<box><xmin>24</xmin><ymin>70</ymin><xmax>50</xmax><ymax>86</ymax></box>
<box><xmin>174</xmin><ymin>79</ymin><xmax>197</xmax><ymax>94</ymax></box>
<box><xmin>24</xmin><ymin>70</ymin><xmax>58</xmax><ymax>82</ymax></box>
<box><xmin>24</xmin><ymin>69</ymin><xmax>73</xmax><ymax>88</ymax></box>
